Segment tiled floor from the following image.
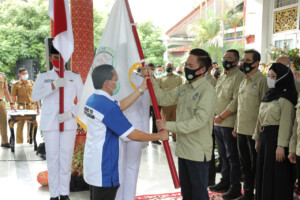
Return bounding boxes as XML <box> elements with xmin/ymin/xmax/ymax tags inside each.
<box><xmin>0</xmin><ymin>136</ymin><xmax>181</xmax><ymax>199</ymax></box>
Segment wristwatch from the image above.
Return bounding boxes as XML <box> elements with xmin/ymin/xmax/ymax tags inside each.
<box><xmin>10</xmin><ymin>102</ymin><xmax>14</xmax><ymax>105</ymax></box>
<box><xmin>138</xmin><ymin>87</ymin><xmax>144</xmax><ymax>95</ymax></box>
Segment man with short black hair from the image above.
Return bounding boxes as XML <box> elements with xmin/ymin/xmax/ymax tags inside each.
<box><xmin>83</xmin><ymin>64</ymin><xmax>169</xmax><ymax>200</ymax></box>
<box><xmin>155</xmin><ymin>48</ymin><xmax>217</xmax><ymax>200</ymax></box>
<box><xmin>233</xmin><ymin>49</ymin><xmax>268</xmax><ymax>200</ymax></box>
<box><xmin>210</xmin><ymin>49</ymin><xmax>245</xmax><ymax>199</ymax></box>
<box><xmin>11</xmin><ymin>68</ymin><xmax>40</xmax><ymax>143</ymax></box>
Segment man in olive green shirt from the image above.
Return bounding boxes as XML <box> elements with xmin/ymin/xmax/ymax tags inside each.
<box><xmin>234</xmin><ymin>49</ymin><xmax>268</xmax><ymax>200</ymax></box>
<box><xmin>210</xmin><ymin>49</ymin><xmax>245</xmax><ymax>200</ymax></box>
<box><xmin>155</xmin><ymin>48</ymin><xmax>217</xmax><ymax>200</ymax></box>
<box><xmin>158</xmin><ymin>62</ymin><xmax>185</xmax><ymax>141</ymax></box>
<box><xmin>206</xmin><ymin>62</ymin><xmax>217</xmax><ymax>87</ymax></box>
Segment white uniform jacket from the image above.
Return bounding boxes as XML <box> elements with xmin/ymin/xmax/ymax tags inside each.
<box><xmin>32</xmin><ymin>70</ymin><xmax>83</xmax><ymax>131</ymax></box>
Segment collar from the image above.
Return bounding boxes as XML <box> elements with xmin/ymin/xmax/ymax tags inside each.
<box><xmin>247</xmin><ymin>70</ymin><xmax>261</xmax><ymax>81</ymax></box>
<box><xmin>94</xmin><ymin>89</ymin><xmax>115</xmax><ymax>102</ymax></box>
<box><xmin>191</xmin><ymin>76</ymin><xmax>206</xmax><ymax>89</ymax></box>
<box><xmin>224</xmin><ymin>67</ymin><xmax>238</xmax><ymax>76</ymax></box>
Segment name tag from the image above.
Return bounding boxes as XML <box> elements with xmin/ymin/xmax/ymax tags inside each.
<box><xmin>44</xmin><ymin>79</ymin><xmax>54</xmax><ymax>83</ymax></box>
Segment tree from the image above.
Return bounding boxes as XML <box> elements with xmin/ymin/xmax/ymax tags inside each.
<box><xmin>0</xmin><ymin>0</ymin><xmax>49</xmax><ymax>79</ymax></box>
<box><xmin>187</xmin><ymin>11</ymin><xmax>244</xmax><ymax>67</ymax></box>
<box><xmin>93</xmin><ymin>8</ymin><xmax>108</xmax><ymax>53</ymax></box>
<box><xmin>136</xmin><ymin>21</ymin><xmax>166</xmax><ymax>66</ymax></box>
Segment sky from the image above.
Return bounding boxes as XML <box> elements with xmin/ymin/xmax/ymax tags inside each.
<box><xmin>93</xmin><ymin>0</ymin><xmax>198</xmax><ymax>32</ymax></box>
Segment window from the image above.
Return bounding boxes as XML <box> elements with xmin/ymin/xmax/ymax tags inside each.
<box><xmin>274</xmin><ymin>39</ymin><xmax>294</xmax><ymax>49</ymax></box>
<box><xmin>275</xmin><ymin>0</ymin><xmax>298</xmax><ymax>8</ymax></box>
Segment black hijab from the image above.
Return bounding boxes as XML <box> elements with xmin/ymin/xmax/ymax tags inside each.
<box><xmin>262</xmin><ymin>63</ymin><xmax>298</xmax><ymax>106</ymax></box>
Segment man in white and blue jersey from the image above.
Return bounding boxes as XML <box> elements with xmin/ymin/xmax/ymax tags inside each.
<box><xmin>83</xmin><ymin>64</ymin><xmax>169</xmax><ymax>200</ymax></box>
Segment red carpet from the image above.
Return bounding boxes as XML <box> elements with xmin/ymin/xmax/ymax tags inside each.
<box><xmin>135</xmin><ymin>190</ymin><xmax>227</xmax><ymax>200</ymax></box>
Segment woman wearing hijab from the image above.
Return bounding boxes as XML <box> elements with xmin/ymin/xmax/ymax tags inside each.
<box><xmin>253</xmin><ymin>63</ymin><xmax>297</xmax><ymax>200</ymax></box>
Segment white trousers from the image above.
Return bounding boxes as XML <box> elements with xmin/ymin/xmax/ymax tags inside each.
<box><xmin>43</xmin><ymin>130</ymin><xmax>76</xmax><ymax>198</ymax></box>
<box><xmin>115</xmin><ymin>141</ymin><xmax>144</xmax><ymax>200</ymax></box>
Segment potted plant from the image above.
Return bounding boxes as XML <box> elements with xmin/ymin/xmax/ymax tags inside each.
<box><xmin>245</xmin><ymin>34</ymin><xmax>255</xmax><ymax>44</ymax></box>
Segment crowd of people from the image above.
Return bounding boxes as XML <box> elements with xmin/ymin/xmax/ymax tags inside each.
<box><xmin>1</xmin><ymin>41</ymin><xmax>300</xmax><ymax>200</ymax></box>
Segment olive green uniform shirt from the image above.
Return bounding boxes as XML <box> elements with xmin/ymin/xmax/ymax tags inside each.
<box><xmin>206</xmin><ymin>73</ymin><xmax>217</xmax><ymax>87</ymax></box>
<box><xmin>11</xmin><ymin>80</ymin><xmax>35</xmax><ymax>104</ymax></box>
<box><xmin>253</xmin><ymin>98</ymin><xmax>295</xmax><ymax>147</ymax></box>
<box><xmin>152</xmin><ymin>76</ymin><xmax>217</xmax><ymax>162</ymax></box>
<box><xmin>236</xmin><ymin>71</ymin><xmax>268</xmax><ymax>135</ymax></box>
<box><xmin>0</xmin><ymin>72</ymin><xmax>8</xmax><ymax>99</ymax></box>
<box><xmin>215</xmin><ymin>67</ymin><xmax>245</xmax><ymax>128</ymax></box>
<box><xmin>295</xmin><ymin>79</ymin><xmax>300</xmax><ymax>93</ymax></box>
<box><xmin>158</xmin><ymin>72</ymin><xmax>184</xmax><ymax>92</ymax></box>
<box><xmin>289</xmin><ymin>97</ymin><xmax>300</xmax><ymax>155</ymax></box>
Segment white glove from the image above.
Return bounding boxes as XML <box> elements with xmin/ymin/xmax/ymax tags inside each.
<box><xmin>53</xmin><ymin>78</ymin><xmax>66</xmax><ymax>88</ymax></box>
<box><xmin>58</xmin><ymin>112</ymin><xmax>73</xmax><ymax>123</ymax></box>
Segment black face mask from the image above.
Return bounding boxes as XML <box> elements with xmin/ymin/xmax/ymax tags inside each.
<box><xmin>222</xmin><ymin>60</ymin><xmax>235</xmax><ymax>71</ymax></box>
<box><xmin>214</xmin><ymin>73</ymin><xmax>220</xmax><ymax>79</ymax></box>
<box><xmin>177</xmin><ymin>71</ymin><xmax>183</xmax><ymax>75</ymax></box>
<box><xmin>166</xmin><ymin>67</ymin><xmax>173</xmax><ymax>73</ymax></box>
<box><xmin>242</xmin><ymin>62</ymin><xmax>256</xmax><ymax>73</ymax></box>
<box><xmin>184</xmin><ymin>67</ymin><xmax>204</xmax><ymax>81</ymax></box>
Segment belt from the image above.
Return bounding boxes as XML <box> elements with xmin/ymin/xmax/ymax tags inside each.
<box><xmin>260</xmin><ymin>125</ymin><xmax>279</xmax><ymax>132</ymax></box>
<box><xmin>18</xmin><ymin>103</ymin><xmax>35</xmax><ymax>105</ymax></box>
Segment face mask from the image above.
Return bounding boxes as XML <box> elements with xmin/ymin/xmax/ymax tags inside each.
<box><xmin>50</xmin><ymin>58</ymin><xmax>60</xmax><ymax>70</ymax></box>
<box><xmin>242</xmin><ymin>62</ymin><xmax>256</xmax><ymax>73</ymax></box>
<box><xmin>108</xmin><ymin>80</ymin><xmax>120</xmax><ymax>95</ymax></box>
<box><xmin>177</xmin><ymin>71</ymin><xmax>183</xmax><ymax>75</ymax></box>
<box><xmin>222</xmin><ymin>60</ymin><xmax>235</xmax><ymax>71</ymax></box>
<box><xmin>166</xmin><ymin>67</ymin><xmax>173</xmax><ymax>74</ymax></box>
<box><xmin>184</xmin><ymin>67</ymin><xmax>204</xmax><ymax>81</ymax></box>
<box><xmin>214</xmin><ymin>73</ymin><xmax>220</xmax><ymax>79</ymax></box>
<box><xmin>21</xmin><ymin>74</ymin><xmax>29</xmax><ymax>80</ymax></box>
<box><xmin>157</xmin><ymin>71</ymin><xmax>163</xmax><ymax>76</ymax></box>
<box><xmin>267</xmin><ymin>77</ymin><xmax>276</xmax><ymax>88</ymax></box>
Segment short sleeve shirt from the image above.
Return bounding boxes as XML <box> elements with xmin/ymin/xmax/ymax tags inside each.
<box><xmin>83</xmin><ymin>90</ymin><xmax>134</xmax><ymax>187</ymax></box>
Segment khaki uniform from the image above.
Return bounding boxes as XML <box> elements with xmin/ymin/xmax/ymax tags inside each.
<box><xmin>289</xmin><ymin>98</ymin><xmax>300</xmax><ymax>155</ymax></box>
<box><xmin>253</xmin><ymin>98</ymin><xmax>295</xmax><ymax>146</ymax></box>
<box><xmin>236</xmin><ymin>71</ymin><xmax>268</xmax><ymax>135</ymax></box>
<box><xmin>158</xmin><ymin>72</ymin><xmax>184</xmax><ymax>140</ymax></box>
<box><xmin>215</xmin><ymin>67</ymin><xmax>245</xmax><ymax>127</ymax></box>
<box><xmin>153</xmin><ymin>76</ymin><xmax>217</xmax><ymax>162</ymax></box>
<box><xmin>206</xmin><ymin>72</ymin><xmax>217</xmax><ymax>88</ymax></box>
<box><xmin>0</xmin><ymin>72</ymin><xmax>8</xmax><ymax>144</ymax></box>
<box><xmin>295</xmin><ymin>79</ymin><xmax>300</xmax><ymax>93</ymax></box>
<box><xmin>11</xmin><ymin>80</ymin><xmax>36</xmax><ymax>143</ymax></box>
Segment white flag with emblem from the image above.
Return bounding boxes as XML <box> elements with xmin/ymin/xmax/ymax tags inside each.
<box><xmin>76</xmin><ymin>0</ymin><xmax>142</xmax><ymax>130</ymax></box>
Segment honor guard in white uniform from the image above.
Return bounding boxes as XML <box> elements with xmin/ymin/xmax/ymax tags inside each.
<box><xmin>32</xmin><ymin>44</ymin><xmax>83</xmax><ymax>200</ymax></box>
<box><xmin>116</xmin><ymin>72</ymin><xmax>150</xmax><ymax>200</ymax></box>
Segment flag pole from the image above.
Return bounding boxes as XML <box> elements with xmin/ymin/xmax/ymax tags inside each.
<box><xmin>124</xmin><ymin>0</ymin><xmax>180</xmax><ymax>189</ymax></box>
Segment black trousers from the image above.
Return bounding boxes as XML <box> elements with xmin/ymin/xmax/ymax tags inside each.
<box><xmin>214</xmin><ymin>126</ymin><xmax>241</xmax><ymax>190</ymax></box>
<box><xmin>90</xmin><ymin>185</ymin><xmax>119</xmax><ymax>200</ymax></box>
<box><xmin>237</xmin><ymin>134</ymin><xmax>256</xmax><ymax>196</ymax></box>
<box><xmin>150</xmin><ymin>106</ymin><xmax>161</xmax><ymax>133</ymax></box>
<box><xmin>179</xmin><ymin>157</ymin><xmax>209</xmax><ymax>200</ymax></box>
<box><xmin>256</xmin><ymin>126</ymin><xmax>293</xmax><ymax>200</ymax></box>
<box><xmin>208</xmin><ymin>130</ymin><xmax>216</xmax><ymax>186</ymax></box>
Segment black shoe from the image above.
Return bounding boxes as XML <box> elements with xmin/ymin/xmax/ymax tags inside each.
<box><xmin>152</xmin><ymin>141</ymin><xmax>161</xmax><ymax>145</ymax></box>
<box><xmin>1</xmin><ymin>143</ymin><xmax>10</xmax><ymax>148</ymax></box>
<box><xmin>222</xmin><ymin>188</ymin><xmax>242</xmax><ymax>200</ymax></box>
<box><xmin>60</xmin><ymin>195</ymin><xmax>70</xmax><ymax>200</ymax></box>
<box><xmin>50</xmin><ymin>197</ymin><xmax>59</xmax><ymax>200</ymax></box>
<box><xmin>208</xmin><ymin>180</ymin><xmax>229</xmax><ymax>192</ymax></box>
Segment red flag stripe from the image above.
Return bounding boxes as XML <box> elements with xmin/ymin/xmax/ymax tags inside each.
<box><xmin>54</xmin><ymin>0</ymin><xmax>67</xmax><ymax>37</ymax></box>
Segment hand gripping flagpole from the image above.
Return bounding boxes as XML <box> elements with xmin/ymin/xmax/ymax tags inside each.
<box><xmin>124</xmin><ymin>0</ymin><xmax>180</xmax><ymax>189</ymax></box>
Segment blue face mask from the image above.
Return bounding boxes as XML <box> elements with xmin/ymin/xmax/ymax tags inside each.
<box><xmin>109</xmin><ymin>80</ymin><xmax>120</xmax><ymax>95</ymax></box>
<box><xmin>157</xmin><ymin>71</ymin><xmax>163</xmax><ymax>76</ymax></box>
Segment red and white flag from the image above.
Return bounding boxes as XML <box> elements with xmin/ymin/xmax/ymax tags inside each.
<box><xmin>48</xmin><ymin>0</ymin><xmax>74</xmax><ymax>62</ymax></box>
